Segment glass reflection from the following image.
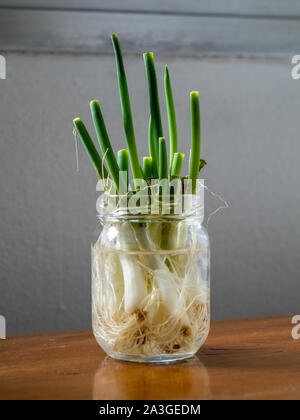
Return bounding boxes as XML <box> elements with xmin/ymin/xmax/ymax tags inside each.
<box><xmin>93</xmin><ymin>355</ymin><xmax>211</xmax><ymax>400</ymax></box>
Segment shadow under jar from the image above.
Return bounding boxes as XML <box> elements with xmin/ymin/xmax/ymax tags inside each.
<box><xmin>92</xmin><ymin>196</ymin><xmax>210</xmax><ymax>363</ymax></box>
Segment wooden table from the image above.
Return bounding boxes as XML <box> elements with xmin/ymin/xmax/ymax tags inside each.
<box><xmin>0</xmin><ymin>316</ymin><xmax>299</xmax><ymax>400</ymax></box>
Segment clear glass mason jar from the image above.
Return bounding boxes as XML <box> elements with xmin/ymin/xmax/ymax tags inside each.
<box><xmin>92</xmin><ymin>193</ymin><xmax>210</xmax><ymax>363</ymax></box>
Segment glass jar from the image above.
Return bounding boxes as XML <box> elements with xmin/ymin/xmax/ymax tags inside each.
<box><xmin>92</xmin><ymin>193</ymin><xmax>210</xmax><ymax>363</ymax></box>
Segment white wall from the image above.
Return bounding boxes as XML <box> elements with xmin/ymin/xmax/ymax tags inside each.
<box><xmin>0</xmin><ymin>52</ymin><xmax>299</xmax><ymax>334</ymax></box>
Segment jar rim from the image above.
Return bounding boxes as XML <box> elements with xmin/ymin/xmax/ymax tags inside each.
<box><xmin>96</xmin><ymin>191</ymin><xmax>204</xmax><ymax>222</ymax></box>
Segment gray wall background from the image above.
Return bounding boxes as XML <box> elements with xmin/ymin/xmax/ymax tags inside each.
<box><xmin>0</xmin><ymin>2</ymin><xmax>300</xmax><ymax>334</ymax></box>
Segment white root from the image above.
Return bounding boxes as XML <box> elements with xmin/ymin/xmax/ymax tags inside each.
<box><xmin>92</xmin><ymin>221</ymin><xmax>210</xmax><ymax>357</ymax></box>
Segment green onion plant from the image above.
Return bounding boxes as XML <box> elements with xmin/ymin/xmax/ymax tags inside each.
<box><xmin>74</xmin><ymin>35</ymin><xmax>208</xmax><ymax>357</ymax></box>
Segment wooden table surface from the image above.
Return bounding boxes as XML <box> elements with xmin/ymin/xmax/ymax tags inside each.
<box><xmin>0</xmin><ymin>316</ymin><xmax>299</xmax><ymax>400</ymax></box>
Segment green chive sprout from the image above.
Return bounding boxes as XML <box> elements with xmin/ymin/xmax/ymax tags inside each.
<box><xmin>171</xmin><ymin>152</ymin><xmax>185</xmax><ymax>178</ymax></box>
<box><xmin>148</xmin><ymin>116</ymin><xmax>158</xmax><ymax>179</ymax></box>
<box><xmin>158</xmin><ymin>137</ymin><xmax>168</xmax><ymax>181</ymax></box>
<box><xmin>111</xmin><ymin>34</ymin><xmax>144</xmax><ymax>186</ymax></box>
<box><xmin>90</xmin><ymin>100</ymin><xmax>120</xmax><ymax>192</ymax></box>
<box><xmin>117</xmin><ymin>149</ymin><xmax>129</xmax><ymax>191</ymax></box>
<box><xmin>189</xmin><ymin>91</ymin><xmax>201</xmax><ymax>193</ymax></box>
<box><xmin>73</xmin><ymin>117</ymin><xmax>108</xmax><ymax>180</ymax></box>
<box><xmin>144</xmin><ymin>52</ymin><xmax>163</xmax><ymax>175</ymax></box>
<box><xmin>164</xmin><ymin>65</ymin><xmax>178</xmax><ymax>171</ymax></box>
<box><xmin>142</xmin><ymin>156</ymin><xmax>153</xmax><ymax>180</ymax></box>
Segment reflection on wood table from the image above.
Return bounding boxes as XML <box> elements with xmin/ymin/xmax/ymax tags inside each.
<box><xmin>0</xmin><ymin>316</ymin><xmax>299</xmax><ymax>400</ymax></box>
